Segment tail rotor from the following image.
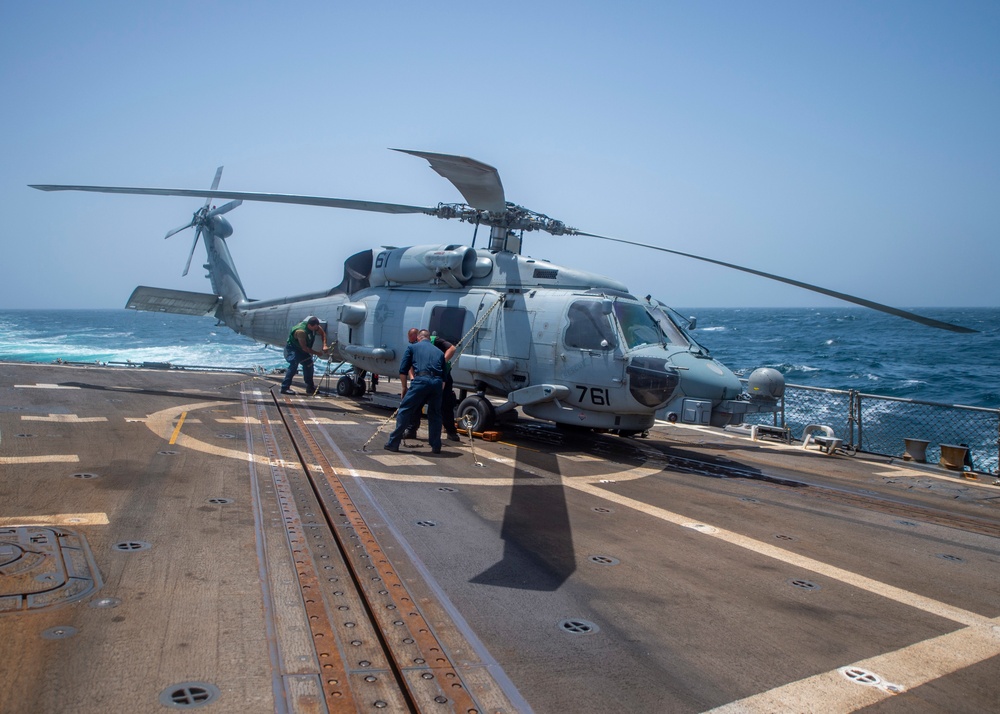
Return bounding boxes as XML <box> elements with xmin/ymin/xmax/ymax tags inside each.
<box><xmin>164</xmin><ymin>167</ymin><xmax>242</xmax><ymax>276</ymax></box>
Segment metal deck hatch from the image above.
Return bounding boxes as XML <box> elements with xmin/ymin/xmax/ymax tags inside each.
<box><xmin>0</xmin><ymin>526</ymin><xmax>102</xmax><ymax>612</ymax></box>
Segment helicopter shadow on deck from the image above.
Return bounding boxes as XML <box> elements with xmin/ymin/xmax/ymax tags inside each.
<box><xmin>469</xmin><ymin>443</ymin><xmax>575</xmax><ymax>592</ymax></box>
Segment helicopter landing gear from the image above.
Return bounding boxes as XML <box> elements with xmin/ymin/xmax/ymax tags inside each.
<box><xmin>337</xmin><ymin>372</ymin><xmax>368</xmax><ymax>397</ymax></box>
<box><xmin>457</xmin><ymin>395</ymin><xmax>496</xmax><ymax>433</ymax></box>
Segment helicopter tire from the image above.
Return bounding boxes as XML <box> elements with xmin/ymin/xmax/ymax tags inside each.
<box><xmin>336</xmin><ymin>375</ymin><xmax>355</xmax><ymax>397</ymax></box>
<box><xmin>352</xmin><ymin>380</ymin><xmax>367</xmax><ymax>397</ymax></box>
<box><xmin>457</xmin><ymin>395</ymin><xmax>496</xmax><ymax>433</ymax></box>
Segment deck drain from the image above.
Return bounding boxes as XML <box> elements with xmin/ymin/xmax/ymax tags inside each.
<box><xmin>936</xmin><ymin>553</ymin><xmax>965</xmax><ymax>563</ymax></box>
<box><xmin>16</xmin><ymin>434</ymin><xmax>35</xmax><ymax>438</ymax></box>
<box><xmin>895</xmin><ymin>520</ymin><xmax>919</xmax><ymax>527</ymax></box>
<box><xmin>113</xmin><ymin>540</ymin><xmax>151</xmax><ymax>552</ymax></box>
<box><xmin>158</xmin><ymin>450</ymin><xmax>178</xmax><ymax>456</ymax></box>
<box><xmin>69</xmin><ymin>472</ymin><xmax>100</xmax><ymax>480</ymax></box>
<box><xmin>206</xmin><ymin>498</ymin><xmax>234</xmax><ymax>505</ymax></box>
<box><xmin>559</xmin><ymin>618</ymin><xmax>600</xmax><ymax>635</ymax></box>
<box><xmin>588</xmin><ymin>555</ymin><xmax>620</xmax><ymax>566</ymax></box>
<box><xmin>41</xmin><ymin>625</ymin><xmax>77</xmax><ymax>640</ymax></box>
<box><xmin>415</xmin><ymin>520</ymin><xmax>437</xmax><ymax>528</ymax></box>
<box><xmin>592</xmin><ymin>507</ymin><xmax>613</xmax><ymax>514</ymax></box>
<box><xmin>774</xmin><ymin>534</ymin><xmax>797</xmax><ymax>541</ymax></box>
<box><xmin>739</xmin><ymin>497</ymin><xmax>760</xmax><ymax>503</ymax></box>
<box><xmin>436</xmin><ymin>487</ymin><xmax>458</xmax><ymax>492</ymax></box>
<box><xmin>216</xmin><ymin>433</ymin><xmax>237</xmax><ymax>439</ymax></box>
<box><xmin>788</xmin><ymin>578</ymin><xmax>820</xmax><ymax>590</ymax></box>
<box><xmin>159</xmin><ymin>682</ymin><xmax>221</xmax><ymax>709</ymax></box>
<box><xmin>839</xmin><ymin>666</ymin><xmax>904</xmax><ymax>693</ymax></box>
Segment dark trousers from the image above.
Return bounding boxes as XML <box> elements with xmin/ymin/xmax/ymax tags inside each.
<box><xmin>387</xmin><ymin>377</ymin><xmax>443</xmax><ymax>450</ymax></box>
<box><xmin>409</xmin><ymin>374</ymin><xmax>457</xmax><ymax>435</ymax></box>
<box><xmin>281</xmin><ymin>352</ymin><xmax>315</xmax><ymax>392</ymax></box>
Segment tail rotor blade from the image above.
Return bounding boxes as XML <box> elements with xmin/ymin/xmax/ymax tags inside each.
<box><xmin>202</xmin><ymin>166</ymin><xmax>223</xmax><ymax>210</ymax></box>
<box><xmin>210</xmin><ymin>166</ymin><xmax>223</xmax><ymax>191</ymax></box>
<box><xmin>182</xmin><ymin>227</ymin><xmax>202</xmax><ymax>277</ymax></box>
<box><xmin>207</xmin><ymin>199</ymin><xmax>242</xmax><ymax>217</ymax></box>
<box><xmin>164</xmin><ymin>218</ymin><xmax>195</xmax><ymax>240</ymax></box>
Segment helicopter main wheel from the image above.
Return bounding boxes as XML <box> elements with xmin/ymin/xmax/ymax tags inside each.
<box><xmin>352</xmin><ymin>379</ymin><xmax>367</xmax><ymax>397</ymax></box>
<box><xmin>336</xmin><ymin>375</ymin><xmax>355</xmax><ymax>397</ymax></box>
<box><xmin>457</xmin><ymin>395</ymin><xmax>496</xmax><ymax>433</ymax></box>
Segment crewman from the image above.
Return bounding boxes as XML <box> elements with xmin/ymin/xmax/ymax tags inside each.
<box><xmin>406</xmin><ymin>332</ymin><xmax>460</xmax><ymax>441</ymax></box>
<box><xmin>384</xmin><ymin>329</ymin><xmax>446</xmax><ymax>453</ymax></box>
<box><xmin>280</xmin><ymin>316</ymin><xmax>328</xmax><ymax>396</ymax></box>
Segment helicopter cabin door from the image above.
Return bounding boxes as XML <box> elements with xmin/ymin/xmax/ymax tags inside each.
<box><xmin>494</xmin><ymin>294</ymin><xmax>532</xmax><ymax>361</ymax></box>
<box><xmin>558</xmin><ymin>297</ymin><xmax>625</xmax><ymax>412</ymax></box>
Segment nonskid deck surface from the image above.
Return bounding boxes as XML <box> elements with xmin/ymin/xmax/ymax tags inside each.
<box><xmin>1</xmin><ymin>363</ymin><xmax>998</xmax><ymax>713</ymax></box>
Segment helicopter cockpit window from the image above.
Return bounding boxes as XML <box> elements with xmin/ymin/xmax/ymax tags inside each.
<box><xmin>429</xmin><ymin>306</ymin><xmax>468</xmax><ymax>344</ymax></box>
<box><xmin>613</xmin><ymin>301</ymin><xmax>665</xmax><ymax>350</ymax></box>
<box><xmin>564</xmin><ymin>301</ymin><xmax>617</xmax><ymax>350</ymax></box>
<box><xmin>647</xmin><ymin>305</ymin><xmax>691</xmax><ymax>347</ymax></box>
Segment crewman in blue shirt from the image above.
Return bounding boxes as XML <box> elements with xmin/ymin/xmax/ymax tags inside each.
<box><xmin>384</xmin><ymin>329</ymin><xmax>446</xmax><ymax>453</ymax></box>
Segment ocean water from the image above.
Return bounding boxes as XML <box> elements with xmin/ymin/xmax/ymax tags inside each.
<box><xmin>1</xmin><ymin>307</ymin><xmax>998</xmax><ymax>409</ymax></box>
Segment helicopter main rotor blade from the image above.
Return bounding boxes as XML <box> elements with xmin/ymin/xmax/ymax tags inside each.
<box><xmin>575</xmin><ymin>231</ymin><xmax>977</xmax><ymax>334</ymax></box>
<box><xmin>29</xmin><ymin>185</ymin><xmax>439</xmax><ymax>216</ymax></box>
<box><xmin>393</xmin><ymin>149</ymin><xmax>507</xmax><ymax>213</ymax></box>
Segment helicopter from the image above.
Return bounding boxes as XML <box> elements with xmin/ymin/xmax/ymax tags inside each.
<box><xmin>30</xmin><ymin>150</ymin><xmax>975</xmax><ymax>435</ymax></box>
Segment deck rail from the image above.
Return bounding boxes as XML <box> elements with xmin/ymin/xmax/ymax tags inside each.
<box><xmin>742</xmin><ymin>381</ymin><xmax>1000</xmax><ymax>475</ymax></box>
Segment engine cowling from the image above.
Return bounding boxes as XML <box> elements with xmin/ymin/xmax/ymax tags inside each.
<box><xmin>370</xmin><ymin>245</ymin><xmax>481</xmax><ymax>287</ymax></box>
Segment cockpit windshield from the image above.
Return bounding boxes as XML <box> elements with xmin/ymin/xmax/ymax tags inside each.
<box><xmin>644</xmin><ymin>301</ymin><xmax>712</xmax><ymax>352</ymax></box>
<box><xmin>647</xmin><ymin>304</ymin><xmax>691</xmax><ymax>347</ymax></box>
<box><xmin>613</xmin><ymin>301</ymin><xmax>666</xmax><ymax>350</ymax></box>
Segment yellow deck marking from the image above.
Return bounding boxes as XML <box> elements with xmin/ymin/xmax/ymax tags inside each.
<box><xmin>20</xmin><ymin>414</ymin><xmax>107</xmax><ymax>423</ymax></box>
<box><xmin>0</xmin><ymin>455</ymin><xmax>80</xmax><ymax>464</ymax></box>
<box><xmin>0</xmin><ymin>512</ymin><xmax>109</xmax><ymax>526</ymax></box>
<box><xmin>704</xmin><ymin>616</ymin><xmax>1000</xmax><ymax>713</ymax></box>
<box><xmin>168</xmin><ymin>411</ymin><xmax>188</xmax><ymax>445</ymax></box>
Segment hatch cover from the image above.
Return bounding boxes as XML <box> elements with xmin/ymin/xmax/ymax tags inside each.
<box><xmin>0</xmin><ymin>526</ymin><xmax>102</xmax><ymax>613</ymax></box>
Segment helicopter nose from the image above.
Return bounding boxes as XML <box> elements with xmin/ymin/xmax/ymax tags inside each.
<box><xmin>626</xmin><ymin>356</ymin><xmax>680</xmax><ymax>407</ymax></box>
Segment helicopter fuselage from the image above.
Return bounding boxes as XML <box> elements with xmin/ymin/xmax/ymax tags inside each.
<box><xmin>218</xmin><ymin>243</ymin><xmax>754</xmax><ymax>432</ymax></box>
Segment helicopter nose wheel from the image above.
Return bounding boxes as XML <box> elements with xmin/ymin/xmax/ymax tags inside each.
<box><xmin>457</xmin><ymin>395</ymin><xmax>496</xmax><ymax>433</ymax></box>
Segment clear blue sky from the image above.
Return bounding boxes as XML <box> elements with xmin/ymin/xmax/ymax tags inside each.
<box><xmin>3</xmin><ymin>1</ymin><xmax>997</xmax><ymax>310</ymax></box>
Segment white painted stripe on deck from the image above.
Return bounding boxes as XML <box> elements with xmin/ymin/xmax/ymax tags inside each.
<box><xmin>703</xmin><ymin>616</ymin><xmax>1000</xmax><ymax>713</ymax></box>
<box><xmin>0</xmin><ymin>512</ymin><xmax>109</xmax><ymax>526</ymax></box>
<box><xmin>0</xmin><ymin>455</ymin><xmax>80</xmax><ymax>464</ymax></box>
<box><xmin>564</xmin><ymin>480</ymin><xmax>989</xmax><ymax>628</ymax></box>
<box><xmin>13</xmin><ymin>383</ymin><xmax>80</xmax><ymax>389</ymax></box>
<box><xmin>20</xmin><ymin>414</ymin><xmax>107</xmax><ymax>423</ymax></box>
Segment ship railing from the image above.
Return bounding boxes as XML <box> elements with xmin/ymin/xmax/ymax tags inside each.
<box><xmin>740</xmin><ymin>381</ymin><xmax>1000</xmax><ymax>476</ymax></box>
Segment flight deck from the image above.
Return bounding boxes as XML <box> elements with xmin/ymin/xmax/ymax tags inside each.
<box><xmin>1</xmin><ymin>362</ymin><xmax>998</xmax><ymax>713</ymax></box>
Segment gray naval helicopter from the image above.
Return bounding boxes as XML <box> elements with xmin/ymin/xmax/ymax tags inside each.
<box><xmin>32</xmin><ymin>150</ymin><xmax>975</xmax><ymax>435</ymax></box>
